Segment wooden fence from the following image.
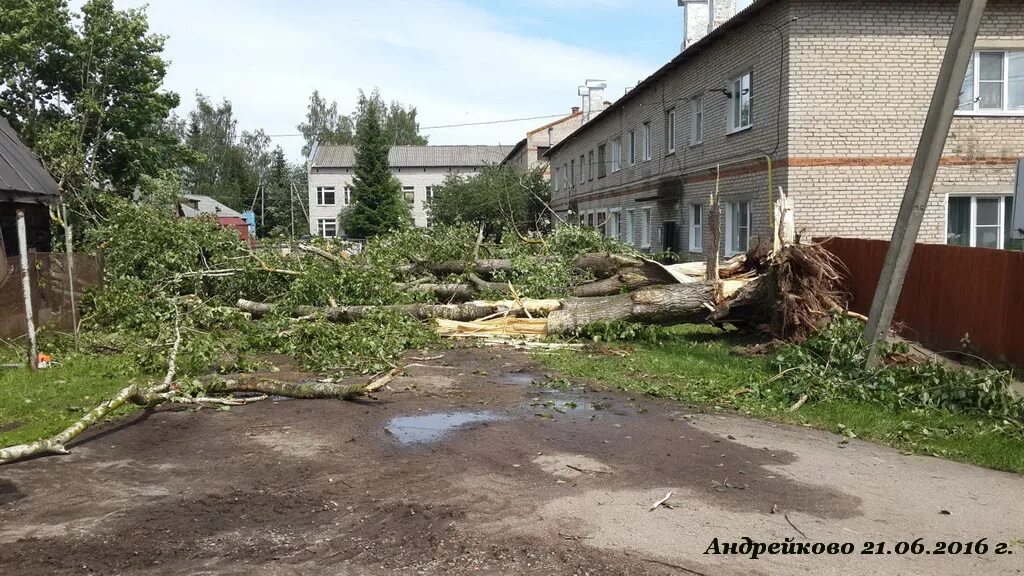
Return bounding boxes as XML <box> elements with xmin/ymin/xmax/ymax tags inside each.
<box><xmin>0</xmin><ymin>252</ymin><xmax>103</xmax><ymax>339</ymax></box>
<box><xmin>821</xmin><ymin>238</ymin><xmax>1024</xmax><ymax>369</ymax></box>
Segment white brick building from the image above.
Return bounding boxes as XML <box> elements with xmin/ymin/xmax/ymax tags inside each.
<box><xmin>547</xmin><ymin>0</ymin><xmax>1024</xmax><ymax>256</ymax></box>
<box><xmin>307</xmin><ymin>145</ymin><xmax>511</xmax><ymax>237</ymax></box>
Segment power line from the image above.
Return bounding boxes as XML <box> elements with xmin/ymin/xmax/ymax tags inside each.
<box><xmin>264</xmin><ymin>113</ymin><xmax>570</xmax><ymax>137</ymax></box>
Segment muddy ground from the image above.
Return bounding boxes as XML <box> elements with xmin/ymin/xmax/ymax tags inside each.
<box><xmin>1</xmin><ymin>346</ymin><xmax>1022</xmax><ymax>575</ymax></box>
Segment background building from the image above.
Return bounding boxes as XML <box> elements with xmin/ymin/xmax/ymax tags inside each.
<box><xmin>308</xmin><ymin>145</ymin><xmax>510</xmax><ymax>236</ymax></box>
<box><xmin>546</xmin><ymin>0</ymin><xmax>1024</xmax><ymax>255</ymax></box>
<box><xmin>0</xmin><ymin>117</ymin><xmax>60</xmax><ymax>257</ymax></box>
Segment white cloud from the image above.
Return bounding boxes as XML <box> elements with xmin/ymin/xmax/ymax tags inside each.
<box><xmin>85</xmin><ymin>0</ymin><xmax>656</xmax><ymax>160</ymax></box>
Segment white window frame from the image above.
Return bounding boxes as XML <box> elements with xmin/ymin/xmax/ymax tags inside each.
<box><xmin>957</xmin><ymin>50</ymin><xmax>1024</xmax><ymax>116</ymax></box>
<box><xmin>316</xmin><ymin>186</ymin><xmax>336</xmax><ymax>206</ymax></box>
<box><xmin>316</xmin><ymin>218</ymin><xmax>337</xmax><ymax>238</ymax></box>
<box><xmin>588</xmin><ymin>150</ymin><xmax>595</xmax><ymax>180</ymax></box>
<box><xmin>563</xmin><ymin>163</ymin><xmax>569</xmax><ymax>188</ymax></box>
<box><xmin>570</xmin><ymin>158</ymin><xmax>576</xmax><ymax>187</ymax></box>
<box><xmin>403</xmin><ymin>186</ymin><xmax>415</xmax><ymax>207</ymax></box>
<box><xmin>343</xmin><ymin>186</ymin><xmax>351</xmax><ymax>205</ymax></box>
<box><xmin>425</xmin><ymin>186</ymin><xmax>435</xmax><ymax>201</ymax></box>
<box><xmin>727</xmin><ymin>72</ymin><xmax>753</xmax><ymax>133</ymax></box>
<box><xmin>608</xmin><ymin>209</ymin><xmax>621</xmax><ymax>240</ymax></box>
<box><xmin>945</xmin><ymin>194</ymin><xmax>1015</xmax><ymax>249</ymax></box>
<box><xmin>554</xmin><ymin>167</ymin><xmax>561</xmax><ymax>191</ymax></box>
<box><xmin>625</xmin><ymin>209</ymin><xmax>636</xmax><ymax>246</ymax></box>
<box><xmin>665</xmin><ymin>109</ymin><xmax>677</xmax><ymax>154</ymax></box>
<box><xmin>689</xmin><ymin>204</ymin><xmax>703</xmax><ymax>253</ymax></box>
<box><xmin>690</xmin><ymin>95</ymin><xmax>705</xmax><ymax>146</ymax></box>
<box><xmin>628</xmin><ymin>130</ymin><xmax>636</xmax><ymax>165</ymax></box>
<box><xmin>579</xmin><ymin>154</ymin><xmax>586</xmax><ymax>184</ymax></box>
<box><xmin>642</xmin><ymin>122</ymin><xmax>652</xmax><ymax>161</ymax></box>
<box><xmin>641</xmin><ymin>208</ymin><xmax>652</xmax><ymax>249</ymax></box>
<box><xmin>724</xmin><ymin>201</ymin><xmax>751</xmax><ymax>256</ymax></box>
<box><xmin>611</xmin><ymin>137</ymin><xmax>622</xmax><ymax>172</ymax></box>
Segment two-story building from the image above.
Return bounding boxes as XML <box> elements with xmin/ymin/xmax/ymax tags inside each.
<box><xmin>308</xmin><ymin>144</ymin><xmax>510</xmax><ymax>237</ymax></box>
<box><xmin>546</xmin><ymin>0</ymin><xmax>1024</xmax><ymax>256</ymax></box>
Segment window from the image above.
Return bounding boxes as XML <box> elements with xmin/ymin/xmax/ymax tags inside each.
<box><xmin>691</xmin><ymin>96</ymin><xmax>705</xmax><ymax>145</ymax></box>
<box><xmin>597</xmin><ymin>144</ymin><xmax>607</xmax><ymax>178</ymax></box>
<box><xmin>425</xmin><ymin>186</ymin><xmax>435</xmax><ymax>201</ymax></box>
<box><xmin>625</xmin><ymin>210</ymin><xmax>636</xmax><ymax>246</ymax></box>
<box><xmin>641</xmin><ymin>209</ymin><xmax>652</xmax><ymax>249</ymax></box>
<box><xmin>958</xmin><ymin>51</ymin><xmax>1024</xmax><ymax>114</ymax></box>
<box><xmin>570</xmin><ymin>159</ymin><xmax>576</xmax><ymax>186</ymax></box>
<box><xmin>403</xmin><ymin>186</ymin><xmax>415</xmax><ymax>207</ymax></box>
<box><xmin>547</xmin><ymin>127</ymin><xmax>554</xmax><ymax>146</ymax></box>
<box><xmin>563</xmin><ymin>163</ymin><xmax>569</xmax><ymax>188</ymax></box>
<box><xmin>608</xmin><ymin>210</ymin><xmax>621</xmax><ymax>240</ymax></box>
<box><xmin>316</xmin><ymin>186</ymin><xmax>336</xmax><ymax>206</ymax></box>
<box><xmin>579</xmin><ymin>155</ymin><xmax>586</xmax><ymax>184</ymax></box>
<box><xmin>611</xmin><ymin>138</ymin><xmax>622</xmax><ymax>172</ymax></box>
<box><xmin>727</xmin><ymin>72</ymin><xmax>753</xmax><ymax>132</ymax></box>
<box><xmin>642</xmin><ymin>122</ymin><xmax>652</xmax><ymax>161</ymax></box>
<box><xmin>665</xmin><ymin>108</ymin><xmax>677</xmax><ymax>154</ymax></box>
<box><xmin>316</xmin><ymin>218</ymin><xmax>337</xmax><ymax>238</ymax></box>
<box><xmin>947</xmin><ymin>195</ymin><xmax>1021</xmax><ymax>250</ymax></box>
<box><xmin>588</xmin><ymin>150</ymin><xmax>594</xmax><ymax>181</ymax></box>
<box><xmin>725</xmin><ymin>201</ymin><xmax>751</xmax><ymax>255</ymax></box>
<box><xmin>343</xmin><ymin>186</ymin><xmax>351</xmax><ymax>205</ymax></box>
<box><xmin>587</xmin><ymin>212</ymin><xmax>595</xmax><ymax>228</ymax></box>
<box><xmin>628</xmin><ymin>130</ymin><xmax>636</xmax><ymax>165</ymax></box>
<box><xmin>553</xmin><ymin>167</ymin><xmax>561</xmax><ymax>191</ymax></box>
<box><xmin>689</xmin><ymin>204</ymin><xmax>703</xmax><ymax>253</ymax></box>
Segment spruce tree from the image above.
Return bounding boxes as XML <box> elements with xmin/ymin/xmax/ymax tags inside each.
<box><xmin>340</xmin><ymin>90</ymin><xmax>409</xmax><ymax>238</ymax></box>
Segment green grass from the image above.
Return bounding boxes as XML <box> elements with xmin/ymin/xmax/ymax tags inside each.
<box><xmin>0</xmin><ymin>353</ymin><xmax>147</xmax><ymax>447</ymax></box>
<box><xmin>538</xmin><ymin>325</ymin><xmax>1024</xmax><ymax>475</ymax></box>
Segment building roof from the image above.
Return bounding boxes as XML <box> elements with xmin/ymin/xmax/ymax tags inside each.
<box><xmin>311</xmin><ymin>145</ymin><xmax>513</xmax><ymax>169</ymax></box>
<box><xmin>0</xmin><ymin>117</ymin><xmax>60</xmax><ymax>204</ymax></box>
<box><xmin>544</xmin><ymin>0</ymin><xmax>776</xmax><ymax>160</ymax></box>
<box><xmin>180</xmin><ymin>194</ymin><xmax>243</xmax><ymax>219</ymax></box>
<box><xmin>501</xmin><ymin>139</ymin><xmax>529</xmax><ymax>165</ymax></box>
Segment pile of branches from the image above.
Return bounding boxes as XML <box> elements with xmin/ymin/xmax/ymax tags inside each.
<box><xmin>2</xmin><ymin>195</ymin><xmax>849</xmax><ymax>466</ymax></box>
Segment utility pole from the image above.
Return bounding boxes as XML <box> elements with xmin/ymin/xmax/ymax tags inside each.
<box><xmin>862</xmin><ymin>0</ymin><xmax>987</xmax><ymax>368</ymax></box>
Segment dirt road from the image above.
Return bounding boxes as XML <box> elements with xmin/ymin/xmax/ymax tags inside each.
<box><xmin>1</xmin><ymin>347</ymin><xmax>1022</xmax><ymax>575</ymax></box>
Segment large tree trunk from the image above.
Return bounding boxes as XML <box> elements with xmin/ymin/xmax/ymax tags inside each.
<box><xmin>240</xmin><ymin>279</ymin><xmax>770</xmax><ymax>336</ymax></box>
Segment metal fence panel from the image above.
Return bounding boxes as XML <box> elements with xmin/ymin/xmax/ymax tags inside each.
<box><xmin>822</xmin><ymin>238</ymin><xmax>1024</xmax><ymax>369</ymax></box>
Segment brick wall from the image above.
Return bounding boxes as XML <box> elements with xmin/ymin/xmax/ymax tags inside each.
<box><xmin>548</xmin><ymin>0</ymin><xmax>793</xmax><ymax>253</ymax></box>
<box><xmin>550</xmin><ymin>0</ymin><xmax>1024</xmax><ymax>251</ymax></box>
<box><xmin>788</xmin><ymin>0</ymin><xmax>1024</xmax><ymax>242</ymax></box>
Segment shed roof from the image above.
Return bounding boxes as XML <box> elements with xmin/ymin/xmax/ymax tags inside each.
<box><xmin>180</xmin><ymin>194</ymin><xmax>243</xmax><ymax>219</ymax></box>
<box><xmin>0</xmin><ymin>117</ymin><xmax>60</xmax><ymax>204</ymax></box>
<box><xmin>311</xmin><ymin>145</ymin><xmax>512</xmax><ymax>169</ymax></box>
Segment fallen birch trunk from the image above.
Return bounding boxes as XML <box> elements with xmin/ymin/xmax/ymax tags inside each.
<box><xmin>0</xmin><ymin>368</ymin><xmax>404</xmax><ymax>466</ymax></box>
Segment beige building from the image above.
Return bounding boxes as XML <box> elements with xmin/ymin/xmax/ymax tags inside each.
<box><xmin>547</xmin><ymin>0</ymin><xmax>1024</xmax><ymax>256</ymax></box>
<box><xmin>308</xmin><ymin>145</ymin><xmax>510</xmax><ymax>236</ymax></box>
<box><xmin>502</xmin><ymin>80</ymin><xmax>610</xmax><ymax>175</ymax></box>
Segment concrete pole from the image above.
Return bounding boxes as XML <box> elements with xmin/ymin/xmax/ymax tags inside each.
<box><xmin>16</xmin><ymin>210</ymin><xmax>38</xmax><ymax>370</ymax></box>
<box><xmin>862</xmin><ymin>0</ymin><xmax>988</xmax><ymax>368</ymax></box>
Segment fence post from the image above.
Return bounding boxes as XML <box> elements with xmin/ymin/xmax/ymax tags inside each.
<box><xmin>16</xmin><ymin>209</ymin><xmax>38</xmax><ymax>370</ymax></box>
<box><xmin>63</xmin><ymin>204</ymin><xmax>79</xmax><ymax>351</ymax></box>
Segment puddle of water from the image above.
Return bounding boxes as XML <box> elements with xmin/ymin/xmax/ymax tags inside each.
<box><xmin>499</xmin><ymin>372</ymin><xmax>540</xmax><ymax>386</ymax></box>
<box><xmin>386</xmin><ymin>411</ymin><xmax>507</xmax><ymax>445</ymax></box>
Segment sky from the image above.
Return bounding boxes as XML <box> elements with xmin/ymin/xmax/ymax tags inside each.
<box><xmin>80</xmin><ymin>0</ymin><xmax>754</xmax><ymax>160</ymax></box>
